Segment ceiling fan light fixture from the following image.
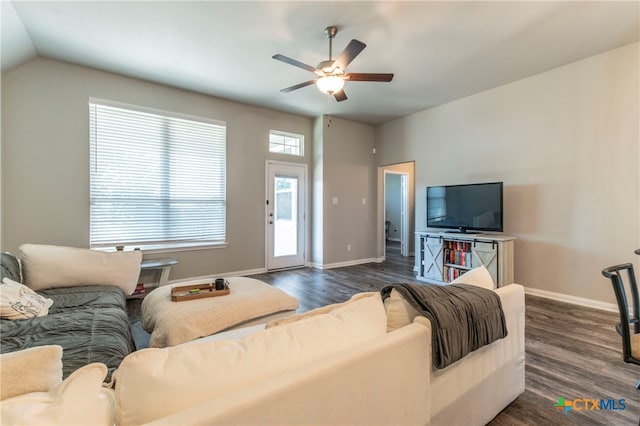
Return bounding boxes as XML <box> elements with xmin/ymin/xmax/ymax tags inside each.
<box><xmin>316</xmin><ymin>75</ymin><xmax>345</xmax><ymax>94</ymax></box>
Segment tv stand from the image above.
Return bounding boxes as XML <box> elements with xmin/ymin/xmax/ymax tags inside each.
<box><xmin>415</xmin><ymin>232</ymin><xmax>515</xmax><ymax>288</ymax></box>
<box><xmin>445</xmin><ymin>228</ymin><xmax>481</xmax><ymax>234</ymax></box>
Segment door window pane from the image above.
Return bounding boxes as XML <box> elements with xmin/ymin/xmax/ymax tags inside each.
<box><xmin>274</xmin><ymin>176</ymin><xmax>297</xmax><ymax>257</ymax></box>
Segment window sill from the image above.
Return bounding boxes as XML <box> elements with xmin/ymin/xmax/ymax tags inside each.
<box><xmin>93</xmin><ymin>242</ymin><xmax>228</xmax><ymax>254</ymax></box>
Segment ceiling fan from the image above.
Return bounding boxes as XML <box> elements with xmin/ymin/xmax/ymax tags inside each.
<box><xmin>272</xmin><ymin>26</ymin><xmax>394</xmax><ymax>102</ymax></box>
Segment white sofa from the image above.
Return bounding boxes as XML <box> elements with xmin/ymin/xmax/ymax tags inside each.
<box><xmin>0</xmin><ymin>283</ymin><xmax>525</xmax><ymax>426</ymax></box>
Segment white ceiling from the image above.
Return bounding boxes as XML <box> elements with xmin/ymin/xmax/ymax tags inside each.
<box><xmin>2</xmin><ymin>1</ymin><xmax>639</xmax><ymax>125</ymax></box>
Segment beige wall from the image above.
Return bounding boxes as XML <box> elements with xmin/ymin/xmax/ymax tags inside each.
<box><xmin>313</xmin><ymin>116</ymin><xmax>377</xmax><ymax>266</ymax></box>
<box><xmin>311</xmin><ymin>116</ymin><xmax>324</xmax><ymax>266</ymax></box>
<box><xmin>376</xmin><ymin>43</ymin><xmax>639</xmax><ymax>304</ymax></box>
<box><xmin>2</xmin><ymin>58</ymin><xmax>313</xmax><ymax>280</ymax></box>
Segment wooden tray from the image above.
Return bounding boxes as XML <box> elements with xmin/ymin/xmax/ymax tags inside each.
<box><xmin>171</xmin><ymin>282</ymin><xmax>229</xmax><ymax>302</ymax></box>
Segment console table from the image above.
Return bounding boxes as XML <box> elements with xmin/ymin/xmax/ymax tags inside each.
<box><xmin>128</xmin><ymin>258</ymin><xmax>177</xmax><ymax>299</ymax></box>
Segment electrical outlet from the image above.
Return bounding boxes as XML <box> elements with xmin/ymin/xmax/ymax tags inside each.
<box><xmin>347</xmin><ymin>244</ymin><xmax>351</xmax><ymax>252</ymax></box>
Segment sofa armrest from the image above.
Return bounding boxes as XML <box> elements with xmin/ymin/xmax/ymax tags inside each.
<box><xmin>145</xmin><ymin>322</ymin><xmax>432</xmax><ymax>426</ymax></box>
<box><xmin>429</xmin><ymin>283</ymin><xmax>525</xmax><ymax>426</ymax></box>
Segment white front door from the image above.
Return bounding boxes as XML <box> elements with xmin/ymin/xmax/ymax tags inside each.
<box><xmin>266</xmin><ymin>161</ymin><xmax>306</xmax><ymax>270</ymax></box>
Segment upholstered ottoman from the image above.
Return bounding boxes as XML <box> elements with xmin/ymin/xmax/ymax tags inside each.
<box><xmin>141</xmin><ymin>277</ymin><xmax>299</xmax><ymax>347</ymax></box>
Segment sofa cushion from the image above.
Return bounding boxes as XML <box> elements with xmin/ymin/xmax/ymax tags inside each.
<box><xmin>384</xmin><ymin>267</ymin><xmax>495</xmax><ymax>331</ymax></box>
<box><xmin>384</xmin><ymin>288</ymin><xmax>422</xmax><ymax>332</ymax></box>
<box><xmin>0</xmin><ymin>253</ymin><xmax>21</xmax><ymax>283</ymax></box>
<box><xmin>0</xmin><ymin>363</ymin><xmax>115</xmax><ymax>426</ymax></box>
<box><xmin>114</xmin><ymin>294</ymin><xmax>387</xmax><ymax>426</ymax></box>
<box><xmin>265</xmin><ymin>292</ymin><xmax>378</xmax><ymax>328</ymax></box>
<box><xmin>20</xmin><ymin>244</ymin><xmax>142</xmax><ymax>295</ymax></box>
<box><xmin>0</xmin><ymin>345</ymin><xmax>63</xmax><ymax>401</ymax></box>
<box><xmin>0</xmin><ymin>278</ymin><xmax>53</xmax><ymax>320</ymax></box>
<box><xmin>451</xmin><ymin>265</ymin><xmax>495</xmax><ymax>290</ymax></box>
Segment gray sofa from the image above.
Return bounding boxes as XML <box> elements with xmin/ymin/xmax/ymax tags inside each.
<box><xmin>0</xmin><ymin>252</ymin><xmax>134</xmax><ymax>379</ymax></box>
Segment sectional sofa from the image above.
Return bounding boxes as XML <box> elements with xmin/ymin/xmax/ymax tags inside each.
<box><xmin>1</xmin><ymin>275</ymin><xmax>525</xmax><ymax>425</ymax></box>
<box><xmin>0</xmin><ymin>248</ymin><xmax>141</xmax><ymax>379</ymax></box>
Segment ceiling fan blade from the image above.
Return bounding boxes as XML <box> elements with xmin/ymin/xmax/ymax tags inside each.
<box><xmin>272</xmin><ymin>54</ymin><xmax>319</xmax><ymax>73</ymax></box>
<box><xmin>333</xmin><ymin>39</ymin><xmax>366</xmax><ymax>71</ymax></box>
<box><xmin>333</xmin><ymin>89</ymin><xmax>348</xmax><ymax>102</ymax></box>
<box><xmin>345</xmin><ymin>73</ymin><xmax>394</xmax><ymax>82</ymax></box>
<box><xmin>280</xmin><ymin>80</ymin><xmax>317</xmax><ymax>93</ymax></box>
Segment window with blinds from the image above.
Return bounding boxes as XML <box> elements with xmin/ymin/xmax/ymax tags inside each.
<box><xmin>89</xmin><ymin>99</ymin><xmax>226</xmax><ymax>249</ymax></box>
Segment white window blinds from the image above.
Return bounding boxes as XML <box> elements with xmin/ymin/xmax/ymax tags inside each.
<box><xmin>89</xmin><ymin>99</ymin><xmax>226</xmax><ymax>248</ymax></box>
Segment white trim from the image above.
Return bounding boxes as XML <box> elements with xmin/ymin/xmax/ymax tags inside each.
<box><xmin>88</xmin><ymin>97</ymin><xmax>226</xmax><ymax>127</ymax></box>
<box><xmin>311</xmin><ymin>257</ymin><xmax>384</xmax><ymax>270</ymax></box>
<box><xmin>95</xmin><ymin>242</ymin><xmax>228</xmax><ymax>254</ymax></box>
<box><xmin>269</xmin><ymin>129</ymin><xmax>304</xmax><ymax>156</ymax></box>
<box><xmin>167</xmin><ymin>268</ymin><xmax>267</xmax><ymax>285</ymax></box>
<box><xmin>383</xmin><ymin>170</ymin><xmax>410</xmax><ymax>257</ymax></box>
<box><xmin>265</xmin><ymin>160</ymin><xmax>308</xmax><ymax>270</ymax></box>
<box><xmin>524</xmin><ymin>287</ymin><xmax>618</xmax><ymax>312</ymax></box>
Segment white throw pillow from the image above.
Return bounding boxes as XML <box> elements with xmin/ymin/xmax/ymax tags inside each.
<box><xmin>114</xmin><ymin>295</ymin><xmax>387</xmax><ymax>426</ymax></box>
<box><xmin>0</xmin><ymin>278</ymin><xmax>53</xmax><ymax>320</ymax></box>
<box><xmin>451</xmin><ymin>265</ymin><xmax>495</xmax><ymax>290</ymax></box>
<box><xmin>384</xmin><ymin>288</ymin><xmax>422</xmax><ymax>332</ymax></box>
<box><xmin>266</xmin><ymin>291</ymin><xmax>378</xmax><ymax>328</ymax></box>
<box><xmin>0</xmin><ymin>363</ymin><xmax>115</xmax><ymax>426</ymax></box>
<box><xmin>0</xmin><ymin>345</ymin><xmax>63</xmax><ymax>401</ymax></box>
<box><xmin>20</xmin><ymin>244</ymin><xmax>142</xmax><ymax>295</ymax></box>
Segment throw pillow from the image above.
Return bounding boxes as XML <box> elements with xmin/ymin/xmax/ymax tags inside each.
<box><xmin>0</xmin><ymin>278</ymin><xmax>53</xmax><ymax>320</ymax></box>
<box><xmin>0</xmin><ymin>253</ymin><xmax>22</xmax><ymax>283</ymax></box>
<box><xmin>114</xmin><ymin>295</ymin><xmax>387</xmax><ymax>426</ymax></box>
<box><xmin>20</xmin><ymin>244</ymin><xmax>142</xmax><ymax>295</ymax></box>
<box><xmin>384</xmin><ymin>288</ymin><xmax>422</xmax><ymax>332</ymax></box>
<box><xmin>0</xmin><ymin>363</ymin><xmax>115</xmax><ymax>426</ymax></box>
<box><xmin>265</xmin><ymin>291</ymin><xmax>378</xmax><ymax>328</ymax></box>
<box><xmin>451</xmin><ymin>265</ymin><xmax>495</xmax><ymax>290</ymax></box>
<box><xmin>0</xmin><ymin>345</ymin><xmax>63</xmax><ymax>401</ymax></box>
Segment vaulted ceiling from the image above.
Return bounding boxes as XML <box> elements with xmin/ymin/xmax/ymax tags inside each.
<box><xmin>2</xmin><ymin>1</ymin><xmax>638</xmax><ymax>124</ymax></box>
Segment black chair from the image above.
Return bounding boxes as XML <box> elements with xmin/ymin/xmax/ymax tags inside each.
<box><xmin>602</xmin><ymin>262</ymin><xmax>640</xmax><ymax>389</ymax></box>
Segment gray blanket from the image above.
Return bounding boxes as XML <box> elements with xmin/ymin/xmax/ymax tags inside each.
<box><xmin>381</xmin><ymin>283</ymin><xmax>507</xmax><ymax>369</ymax></box>
<box><xmin>1</xmin><ymin>285</ymin><xmax>134</xmax><ymax>379</ymax></box>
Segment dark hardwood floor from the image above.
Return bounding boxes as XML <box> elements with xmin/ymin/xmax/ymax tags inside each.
<box><xmin>130</xmin><ymin>240</ymin><xmax>640</xmax><ymax>425</ymax></box>
<box><xmin>252</xmin><ymin>242</ymin><xmax>640</xmax><ymax>426</ymax></box>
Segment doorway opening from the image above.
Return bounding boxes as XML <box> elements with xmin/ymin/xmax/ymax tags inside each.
<box><xmin>384</xmin><ymin>171</ymin><xmax>409</xmax><ymax>257</ymax></box>
<box><xmin>379</xmin><ymin>162</ymin><xmax>415</xmax><ymax>260</ymax></box>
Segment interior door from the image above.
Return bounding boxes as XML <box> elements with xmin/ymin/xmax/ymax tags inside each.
<box><xmin>266</xmin><ymin>162</ymin><xmax>306</xmax><ymax>270</ymax></box>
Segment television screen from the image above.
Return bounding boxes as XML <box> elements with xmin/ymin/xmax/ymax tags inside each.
<box><xmin>426</xmin><ymin>182</ymin><xmax>503</xmax><ymax>233</ymax></box>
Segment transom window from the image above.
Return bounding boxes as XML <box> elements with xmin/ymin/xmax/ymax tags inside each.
<box><xmin>269</xmin><ymin>130</ymin><xmax>303</xmax><ymax>156</ymax></box>
<box><xmin>89</xmin><ymin>99</ymin><xmax>226</xmax><ymax>249</ymax></box>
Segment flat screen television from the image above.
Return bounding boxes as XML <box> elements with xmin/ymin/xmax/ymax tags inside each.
<box><xmin>426</xmin><ymin>182</ymin><xmax>503</xmax><ymax>233</ymax></box>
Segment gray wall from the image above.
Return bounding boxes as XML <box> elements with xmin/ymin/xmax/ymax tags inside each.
<box><xmin>312</xmin><ymin>116</ymin><xmax>377</xmax><ymax>266</ymax></box>
<box><xmin>376</xmin><ymin>43</ymin><xmax>639</xmax><ymax>305</ymax></box>
<box><xmin>311</xmin><ymin>117</ymin><xmax>324</xmax><ymax>266</ymax></box>
<box><xmin>2</xmin><ymin>58</ymin><xmax>313</xmax><ymax>280</ymax></box>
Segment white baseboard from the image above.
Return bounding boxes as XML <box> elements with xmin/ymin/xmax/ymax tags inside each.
<box><xmin>167</xmin><ymin>267</ymin><xmax>267</xmax><ymax>285</ymax></box>
<box><xmin>311</xmin><ymin>257</ymin><xmax>383</xmax><ymax>270</ymax></box>
<box><xmin>524</xmin><ymin>287</ymin><xmax>618</xmax><ymax>312</ymax></box>
<box><xmin>166</xmin><ymin>268</ymin><xmax>618</xmax><ymax>313</ymax></box>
